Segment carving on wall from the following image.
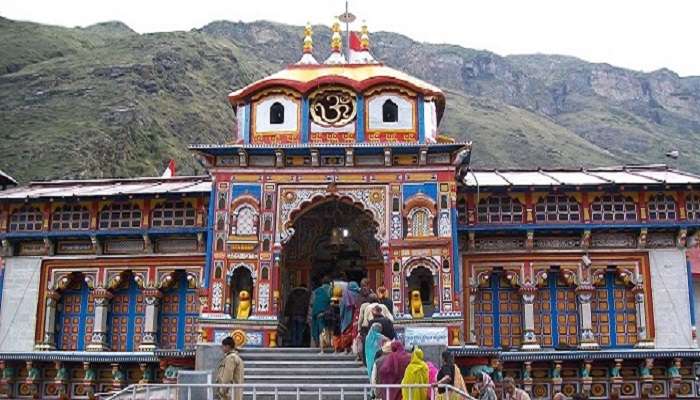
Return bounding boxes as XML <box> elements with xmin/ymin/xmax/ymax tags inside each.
<box><xmin>473</xmin><ymin>236</ymin><xmax>524</xmax><ymax>251</ymax></box>
<box><xmin>309</xmin><ymin>89</ymin><xmax>356</xmax><ymax>127</ymax></box>
<box><xmin>591</xmin><ymin>233</ymin><xmax>636</xmax><ymax>248</ymax></box>
<box><xmin>277</xmin><ymin>185</ymin><xmax>387</xmax><ymax>245</ymax></box>
<box><xmin>211</xmin><ymin>282</ymin><xmax>223</xmax><ymax>311</ymax></box>
<box><xmin>533</xmin><ymin>237</ymin><xmax>582</xmax><ymax>249</ymax></box>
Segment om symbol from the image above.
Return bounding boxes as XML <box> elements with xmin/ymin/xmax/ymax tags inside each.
<box><xmin>310</xmin><ymin>90</ymin><xmax>356</xmax><ymax>127</ymax></box>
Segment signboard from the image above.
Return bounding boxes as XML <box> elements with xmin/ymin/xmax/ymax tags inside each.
<box><xmin>403</xmin><ymin>327</ymin><xmax>448</xmax><ymax>347</ymax></box>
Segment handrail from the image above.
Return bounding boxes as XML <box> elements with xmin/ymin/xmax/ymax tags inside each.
<box><xmin>107</xmin><ymin>383</ymin><xmax>477</xmax><ymax>400</ymax></box>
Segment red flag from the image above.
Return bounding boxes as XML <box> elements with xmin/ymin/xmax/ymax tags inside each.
<box><xmin>161</xmin><ymin>159</ymin><xmax>176</xmax><ymax>178</ymax></box>
<box><xmin>349</xmin><ymin>31</ymin><xmax>362</xmax><ymax>51</ymax></box>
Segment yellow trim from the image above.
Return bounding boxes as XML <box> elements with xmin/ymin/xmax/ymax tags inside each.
<box><xmin>251</xmin><ymin>94</ymin><xmax>302</xmax><ymax>139</ymax></box>
<box><xmin>231</xmin><ymin>175</ymin><xmax>261</xmax><ymax>182</ymax></box>
<box><xmin>250</xmin><ymin>87</ymin><xmax>302</xmax><ymax>101</ymax></box>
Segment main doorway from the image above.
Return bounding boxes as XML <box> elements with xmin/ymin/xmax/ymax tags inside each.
<box><xmin>280</xmin><ymin>199</ymin><xmax>382</xmax><ymax>347</ymax></box>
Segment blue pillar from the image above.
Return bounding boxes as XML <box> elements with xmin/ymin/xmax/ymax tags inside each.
<box><xmin>242</xmin><ymin>103</ymin><xmax>251</xmax><ymax>144</ymax></box>
<box><xmin>688</xmin><ymin>258</ymin><xmax>696</xmax><ymax>327</ymax></box>
<box><xmin>301</xmin><ymin>97</ymin><xmax>310</xmax><ymax>143</ymax></box>
<box><xmin>203</xmin><ymin>184</ymin><xmax>216</xmax><ymax>288</ymax></box>
<box><xmin>417</xmin><ymin>95</ymin><xmax>425</xmax><ymax>143</ymax></box>
<box><xmin>356</xmin><ymin>94</ymin><xmax>365</xmax><ymax>142</ymax></box>
<box><xmin>451</xmin><ymin>208</ymin><xmax>460</xmax><ymax>293</ymax></box>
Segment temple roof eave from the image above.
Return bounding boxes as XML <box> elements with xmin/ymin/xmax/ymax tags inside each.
<box><xmin>189</xmin><ymin>142</ymin><xmax>471</xmax><ymax>157</ymax></box>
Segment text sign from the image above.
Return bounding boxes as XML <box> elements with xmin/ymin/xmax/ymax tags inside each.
<box><xmin>403</xmin><ymin>327</ymin><xmax>448</xmax><ymax>346</ymax></box>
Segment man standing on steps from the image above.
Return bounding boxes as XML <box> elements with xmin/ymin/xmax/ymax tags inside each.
<box><xmin>216</xmin><ymin>336</ymin><xmax>245</xmax><ymax>400</ymax></box>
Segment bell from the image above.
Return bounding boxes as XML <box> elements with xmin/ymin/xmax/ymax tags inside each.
<box><xmin>329</xmin><ymin>227</ymin><xmax>344</xmax><ymax>246</ymax></box>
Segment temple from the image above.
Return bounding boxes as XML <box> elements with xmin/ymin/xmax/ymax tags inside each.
<box><xmin>0</xmin><ymin>17</ymin><xmax>700</xmax><ymax>400</ymax></box>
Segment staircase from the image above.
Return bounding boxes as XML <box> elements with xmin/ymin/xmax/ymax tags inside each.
<box><xmin>240</xmin><ymin>347</ymin><xmax>369</xmax><ymax>399</ymax></box>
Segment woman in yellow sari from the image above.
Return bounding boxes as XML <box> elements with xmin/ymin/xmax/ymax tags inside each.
<box><xmin>401</xmin><ymin>347</ymin><xmax>429</xmax><ymax>400</ymax></box>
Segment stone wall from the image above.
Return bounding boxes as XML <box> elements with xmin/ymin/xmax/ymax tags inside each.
<box><xmin>0</xmin><ymin>257</ymin><xmax>42</xmax><ymax>351</ymax></box>
<box><xmin>649</xmin><ymin>249</ymin><xmax>694</xmax><ymax>348</ymax></box>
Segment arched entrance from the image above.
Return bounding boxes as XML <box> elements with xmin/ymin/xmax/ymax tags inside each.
<box><xmin>280</xmin><ymin>198</ymin><xmax>383</xmax><ymax>346</ymax></box>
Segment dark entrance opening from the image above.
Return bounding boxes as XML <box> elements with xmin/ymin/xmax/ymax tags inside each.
<box><xmin>280</xmin><ymin>199</ymin><xmax>382</xmax><ymax>347</ymax></box>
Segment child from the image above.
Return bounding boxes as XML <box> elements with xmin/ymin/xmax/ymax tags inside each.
<box><xmin>321</xmin><ymin>298</ymin><xmax>341</xmax><ymax>353</ymax></box>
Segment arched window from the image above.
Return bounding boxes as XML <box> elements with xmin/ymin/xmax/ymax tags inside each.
<box><xmin>215</xmin><ymin>237</ymin><xmax>224</xmax><ymax>252</ymax></box>
<box><xmin>533</xmin><ymin>271</ymin><xmax>578</xmax><ymax>349</ymax></box>
<box><xmin>152</xmin><ymin>201</ymin><xmax>196</xmax><ymax>227</ymax></box>
<box><xmin>160</xmin><ymin>273</ymin><xmax>198</xmax><ymax>350</ymax></box>
<box><xmin>269</xmin><ymin>102</ymin><xmax>285</xmax><ymax>124</ymax></box>
<box><xmin>109</xmin><ymin>277</ymin><xmax>145</xmax><ymax>351</ymax></box>
<box><xmin>647</xmin><ymin>194</ymin><xmax>676</xmax><ymax>221</ymax></box>
<box><xmin>687</xmin><ymin>195</ymin><xmax>700</xmax><ymax>220</ymax></box>
<box><xmin>382</xmin><ymin>99</ymin><xmax>398</xmax><ymax>123</ymax></box>
<box><xmin>52</xmin><ymin>204</ymin><xmax>90</xmax><ymax>230</ymax></box>
<box><xmin>56</xmin><ymin>276</ymin><xmax>94</xmax><ymax>350</ymax></box>
<box><xmin>590</xmin><ymin>195</ymin><xmax>637</xmax><ymax>222</ymax></box>
<box><xmin>99</xmin><ymin>203</ymin><xmax>142</xmax><ymax>229</ymax></box>
<box><xmin>590</xmin><ymin>271</ymin><xmax>637</xmax><ymax>347</ymax></box>
<box><xmin>409</xmin><ymin>208</ymin><xmax>432</xmax><ymax>237</ymax></box>
<box><xmin>233</xmin><ymin>206</ymin><xmax>258</xmax><ymax>236</ymax></box>
<box><xmin>230</xmin><ymin>267</ymin><xmax>253</xmax><ymax>319</ymax></box>
<box><xmin>477</xmin><ymin>196</ymin><xmax>524</xmax><ymax>224</ymax></box>
<box><xmin>535</xmin><ymin>195</ymin><xmax>581</xmax><ymax>223</ymax></box>
<box><xmin>9</xmin><ymin>206</ymin><xmax>43</xmax><ymax>232</ymax></box>
<box><xmin>474</xmin><ymin>272</ymin><xmax>522</xmax><ymax>349</ymax></box>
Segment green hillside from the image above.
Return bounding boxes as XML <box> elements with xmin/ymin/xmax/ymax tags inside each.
<box><xmin>1</xmin><ymin>17</ymin><xmax>699</xmax><ymax>182</ymax></box>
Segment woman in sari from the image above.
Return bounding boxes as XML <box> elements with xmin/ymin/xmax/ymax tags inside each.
<box><xmin>401</xmin><ymin>347</ymin><xmax>430</xmax><ymax>400</ymax></box>
<box><xmin>364</xmin><ymin>323</ymin><xmax>387</xmax><ymax>379</ymax></box>
<box><xmin>426</xmin><ymin>362</ymin><xmax>438</xmax><ymax>400</ymax></box>
<box><xmin>476</xmin><ymin>373</ymin><xmax>497</xmax><ymax>400</ymax></box>
<box><xmin>434</xmin><ymin>351</ymin><xmax>469</xmax><ymax>400</ymax></box>
<box><xmin>311</xmin><ymin>279</ymin><xmax>331</xmax><ymax>348</ymax></box>
<box><xmin>339</xmin><ymin>281</ymin><xmax>360</xmax><ymax>353</ymax></box>
<box><xmin>378</xmin><ymin>341</ymin><xmax>412</xmax><ymax>400</ymax></box>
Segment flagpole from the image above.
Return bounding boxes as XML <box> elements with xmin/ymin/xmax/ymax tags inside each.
<box><xmin>345</xmin><ymin>1</ymin><xmax>350</xmax><ymax>61</ymax></box>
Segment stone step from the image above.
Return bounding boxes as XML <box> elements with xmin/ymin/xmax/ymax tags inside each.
<box><xmin>240</xmin><ymin>347</ymin><xmax>326</xmax><ymax>353</ymax></box>
<box><xmin>242</xmin><ymin>390</ymin><xmax>368</xmax><ymax>400</ymax></box>
<box><xmin>246</xmin><ymin>375</ymin><xmax>370</xmax><ymax>384</ymax></box>
<box><xmin>241</xmin><ymin>353</ymin><xmax>358</xmax><ymax>361</ymax></box>
<box><xmin>246</xmin><ymin>368</ymin><xmax>367</xmax><ymax>376</ymax></box>
<box><xmin>245</xmin><ymin>360</ymin><xmax>363</xmax><ymax>368</ymax></box>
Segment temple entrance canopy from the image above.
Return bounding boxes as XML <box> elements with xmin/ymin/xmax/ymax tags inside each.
<box><xmin>281</xmin><ymin>198</ymin><xmax>382</xmax><ymax>289</ymax></box>
<box><xmin>280</xmin><ymin>198</ymin><xmax>383</xmax><ymax>347</ymax></box>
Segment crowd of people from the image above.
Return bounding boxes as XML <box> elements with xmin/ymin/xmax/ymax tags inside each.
<box><xmin>215</xmin><ymin>278</ymin><xmax>593</xmax><ymax>400</ymax></box>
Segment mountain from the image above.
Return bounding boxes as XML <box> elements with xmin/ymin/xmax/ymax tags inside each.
<box><xmin>1</xmin><ymin>17</ymin><xmax>699</xmax><ymax>182</ymax></box>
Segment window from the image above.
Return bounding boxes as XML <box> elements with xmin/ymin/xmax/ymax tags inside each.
<box><xmin>535</xmin><ymin>195</ymin><xmax>581</xmax><ymax>223</ymax></box>
<box><xmin>160</xmin><ymin>273</ymin><xmax>198</xmax><ymax>350</ymax></box>
<box><xmin>533</xmin><ymin>271</ymin><xmax>578</xmax><ymax>348</ymax></box>
<box><xmin>269</xmin><ymin>102</ymin><xmax>284</xmax><ymax>124</ymax></box>
<box><xmin>474</xmin><ymin>272</ymin><xmax>522</xmax><ymax>349</ymax></box>
<box><xmin>233</xmin><ymin>206</ymin><xmax>258</xmax><ymax>236</ymax></box>
<box><xmin>477</xmin><ymin>196</ymin><xmax>524</xmax><ymax>224</ymax></box>
<box><xmin>152</xmin><ymin>201</ymin><xmax>196</xmax><ymax>227</ymax></box>
<box><xmin>99</xmin><ymin>203</ymin><xmax>142</xmax><ymax>229</ymax></box>
<box><xmin>591</xmin><ymin>271</ymin><xmax>637</xmax><ymax>347</ymax></box>
<box><xmin>9</xmin><ymin>206</ymin><xmax>43</xmax><ymax>232</ymax></box>
<box><xmin>56</xmin><ymin>277</ymin><xmax>95</xmax><ymax>351</ymax></box>
<box><xmin>590</xmin><ymin>195</ymin><xmax>637</xmax><ymax>222</ymax></box>
<box><xmin>687</xmin><ymin>195</ymin><xmax>700</xmax><ymax>220</ymax></box>
<box><xmin>647</xmin><ymin>194</ymin><xmax>676</xmax><ymax>221</ymax></box>
<box><xmin>409</xmin><ymin>208</ymin><xmax>432</xmax><ymax>237</ymax></box>
<box><xmin>382</xmin><ymin>99</ymin><xmax>398</xmax><ymax>123</ymax></box>
<box><xmin>109</xmin><ymin>278</ymin><xmax>145</xmax><ymax>351</ymax></box>
<box><xmin>52</xmin><ymin>204</ymin><xmax>91</xmax><ymax>230</ymax></box>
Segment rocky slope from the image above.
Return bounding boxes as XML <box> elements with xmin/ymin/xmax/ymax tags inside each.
<box><xmin>1</xmin><ymin>17</ymin><xmax>699</xmax><ymax>182</ymax></box>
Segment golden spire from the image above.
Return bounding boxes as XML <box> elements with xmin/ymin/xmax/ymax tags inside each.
<box><xmin>360</xmin><ymin>21</ymin><xmax>369</xmax><ymax>51</ymax></box>
<box><xmin>303</xmin><ymin>22</ymin><xmax>313</xmax><ymax>54</ymax></box>
<box><xmin>331</xmin><ymin>18</ymin><xmax>342</xmax><ymax>53</ymax></box>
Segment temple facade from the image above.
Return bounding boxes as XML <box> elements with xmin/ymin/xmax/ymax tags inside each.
<box><xmin>0</xmin><ymin>18</ymin><xmax>699</xmax><ymax>400</ymax></box>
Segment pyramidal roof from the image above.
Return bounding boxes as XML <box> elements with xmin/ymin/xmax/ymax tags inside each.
<box><xmin>227</xmin><ymin>18</ymin><xmax>446</xmax><ymax>120</ymax></box>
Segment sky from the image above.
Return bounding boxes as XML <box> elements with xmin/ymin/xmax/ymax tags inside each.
<box><xmin>2</xmin><ymin>0</ymin><xmax>698</xmax><ymax>76</ymax></box>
